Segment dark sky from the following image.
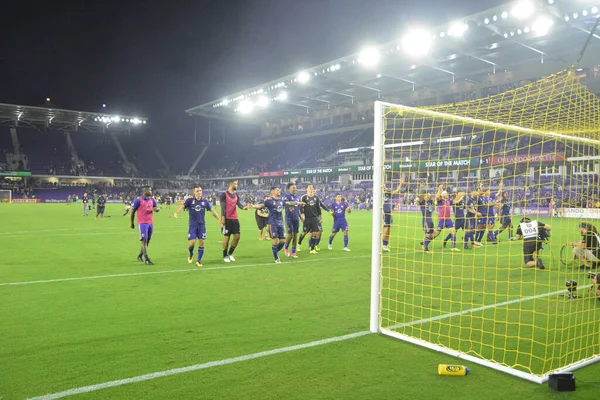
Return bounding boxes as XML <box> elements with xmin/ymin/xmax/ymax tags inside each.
<box><xmin>1</xmin><ymin>0</ymin><xmax>504</xmax><ymax>138</ymax></box>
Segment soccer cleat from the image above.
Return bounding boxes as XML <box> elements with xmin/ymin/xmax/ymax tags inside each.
<box><xmin>223</xmin><ymin>256</ymin><xmax>231</xmax><ymax>263</ymax></box>
<box><xmin>343</xmin><ymin>247</ymin><xmax>351</xmax><ymax>252</ymax></box>
<box><xmin>450</xmin><ymin>248</ymin><xmax>461</xmax><ymax>252</ymax></box>
<box><xmin>196</xmin><ymin>262</ymin><xmax>203</xmax><ymax>267</ymax></box>
<box><xmin>284</xmin><ymin>249</ymin><xmax>290</xmax><ymax>257</ymax></box>
<box><xmin>310</xmin><ymin>249</ymin><xmax>318</xmax><ymax>254</ymax></box>
<box><xmin>145</xmin><ymin>259</ymin><xmax>154</xmax><ymax>265</ymax></box>
<box><xmin>296</xmin><ymin>247</ymin><xmax>302</xmax><ymax>252</ymax></box>
<box><xmin>328</xmin><ymin>244</ymin><xmax>333</xmax><ymax>250</ymax></box>
<box><xmin>382</xmin><ymin>246</ymin><xmax>390</xmax><ymax>252</ymax></box>
<box><xmin>473</xmin><ymin>242</ymin><xmax>483</xmax><ymax>247</ymax></box>
<box><xmin>315</xmin><ymin>246</ymin><xmax>321</xmax><ymax>252</ymax></box>
<box><xmin>291</xmin><ymin>253</ymin><xmax>298</xmax><ymax>258</ymax></box>
<box><xmin>188</xmin><ymin>256</ymin><xmax>193</xmax><ymax>264</ymax></box>
<box><xmin>443</xmin><ymin>240</ymin><xmax>448</xmax><ymax>248</ymax></box>
<box><xmin>228</xmin><ymin>255</ymin><xmax>236</xmax><ymax>262</ymax></box>
<box><xmin>137</xmin><ymin>255</ymin><xmax>144</xmax><ymax>262</ymax></box>
<box><xmin>423</xmin><ymin>249</ymin><xmax>432</xmax><ymax>254</ymax></box>
<box><xmin>536</xmin><ymin>258</ymin><xmax>545</xmax><ymax>270</ymax></box>
<box><xmin>275</xmin><ymin>258</ymin><xmax>281</xmax><ymax>264</ymax></box>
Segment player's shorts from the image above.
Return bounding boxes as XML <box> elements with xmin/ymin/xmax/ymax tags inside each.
<box><xmin>523</xmin><ymin>240</ymin><xmax>542</xmax><ymax>264</ymax></box>
<box><xmin>188</xmin><ymin>224</ymin><xmax>207</xmax><ymax>240</ymax></box>
<box><xmin>269</xmin><ymin>223</ymin><xmax>286</xmax><ymax>240</ymax></box>
<box><xmin>332</xmin><ymin>220</ymin><xmax>348</xmax><ymax>233</ymax></box>
<box><xmin>139</xmin><ymin>223</ymin><xmax>154</xmax><ymax>243</ymax></box>
<box><xmin>422</xmin><ymin>218</ymin><xmax>434</xmax><ymax>234</ymax></box>
<box><xmin>466</xmin><ymin>217</ymin><xmax>476</xmax><ymax>230</ymax></box>
<box><xmin>454</xmin><ymin>218</ymin><xmax>465</xmax><ymax>231</ymax></box>
<box><xmin>500</xmin><ymin>215</ymin><xmax>511</xmax><ymax>228</ymax></box>
<box><xmin>222</xmin><ymin>219</ymin><xmax>241</xmax><ymax>236</ymax></box>
<box><xmin>487</xmin><ymin>217</ymin><xmax>496</xmax><ymax>226</ymax></box>
<box><xmin>437</xmin><ymin>219</ymin><xmax>454</xmax><ymax>230</ymax></box>
<box><xmin>97</xmin><ymin>206</ymin><xmax>105</xmax><ymax>214</ymax></box>
<box><xmin>255</xmin><ymin>214</ymin><xmax>269</xmax><ymax>230</ymax></box>
<box><xmin>286</xmin><ymin>218</ymin><xmax>300</xmax><ymax>234</ymax></box>
<box><xmin>384</xmin><ymin>212</ymin><xmax>393</xmax><ymax>226</ymax></box>
<box><xmin>477</xmin><ymin>217</ymin><xmax>489</xmax><ymax>226</ymax></box>
<box><xmin>303</xmin><ymin>217</ymin><xmax>320</xmax><ymax>233</ymax></box>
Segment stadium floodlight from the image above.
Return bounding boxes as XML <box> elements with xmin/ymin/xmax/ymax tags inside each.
<box><xmin>436</xmin><ymin>137</ymin><xmax>461</xmax><ymax>143</ymax></box>
<box><xmin>531</xmin><ymin>16</ymin><xmax>553</xmax><ymax>36</ymax></box>
<box><xmin>297</xmin><ymin>71</ymin><xmax>310</xmax><ymax>84</ymax></box>
<box><xmin>448</xmin><ymin>22</ymin><xmax>468</xmax><ymax>37</ymax></box>
<box><xmin>338</xmin><ymin>147</ymin><xmax>360</xmax><ymax>153</ymax></box>
<box><xmin>582</xmin><ymin>10</ymin><xmax>588</xmax><ymax>17</ymax></box>
<box><xmin>511</xmin><ymin>1</ymin><xmax>534</xmax><ymax>20</ymax></box>
<box><xmin>276</xmin><ymin>91</ymin><xmax>288</xmax><ymax>101</ymax></box>
<box><xmin>401</xmin><ymin>28</ymin><xmax>433</xmax><ymax>58</ymax></box>
<box><xmin>358</xmin><ymin>47</ymin><xmax>381</xmax><ymax>67</ymax></box>
<box><xmin>501</xmin><ymin>11</ymin><xmax>509</xmax><ymax>18</ymax></box>
<box><xmin>383</xmin><ymin>140</ymin><xmax>424</xmax><ymax>148</ymax></box>
<box><xmin>237</xmin><ymin>100</ymin><xmax>253</xmax><ymax>115</ymax></box>
<box><xmin>222</xmin><ymin>99</ymin><xmax>230</xmax><ymax>106</ymax></box>
<box><xmin>257</xmin><ymin>96</ymin><xmax>269</xmax><ymax>108</ymax></box>
<box><xmin>593</xmin><ymin>6</ymin><xmax>599</xmax><ymax>14</ymax></box>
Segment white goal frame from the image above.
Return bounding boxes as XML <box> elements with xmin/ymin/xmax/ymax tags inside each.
<box><xmin>369</xmin><ymin>100</ymin><xmax>600</xmax><ymax>384</ymax></box>
<box><xmin>0</xmin><ymin>189</ymin><xmax>11</xmax><ymax>203</ymax></box>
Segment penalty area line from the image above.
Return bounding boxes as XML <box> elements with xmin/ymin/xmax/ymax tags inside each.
<box><xmin>0</xmin><ymin>255</ymin><xmax>372</xmax><ymax>287</ymax></box>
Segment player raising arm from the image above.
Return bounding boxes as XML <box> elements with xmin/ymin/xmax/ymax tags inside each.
<box><xmin>174</xmin><ymin>186</ymin><xmax>221</xmax><ymax>267</ymax></box>
<box><xmin>382</xmin><ymin>178</ymin><xmax>404</xmax><ymax>252</ymax></box>
<box><xmin>328</xmin><ymin>194</ymin><xmax>351</xmax><ymax>251</ymax></box>
<box><xmin>130</xmin><ymin>186</ymin><xmax>160</xmax><ymax>265</ymax></box>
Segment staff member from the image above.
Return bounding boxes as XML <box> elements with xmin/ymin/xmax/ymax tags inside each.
<box><xmin>515</xmin><ymin>217</ymin><xmax>551</xmax><ymax>270</ymax></box>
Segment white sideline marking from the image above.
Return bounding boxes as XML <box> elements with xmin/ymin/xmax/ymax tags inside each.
<box><xmin>26</xmin><ymin>283</ymin><xmax>574</xmax><ymax>400</ymax></box>
<box><xmin>0</xmin><ymin>255</ymin><xmax>371</xmax><ymax>287</ymax></box>
<box><xmin>26</xmin><ymin>331</ymin><xmax>372</xmax><ymax>400</ymax></box>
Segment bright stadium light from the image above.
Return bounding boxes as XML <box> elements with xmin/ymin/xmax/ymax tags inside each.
<box><xmin>448</xmin><ymin>22</ymin><xmax>468</xmax><ymax>37</ymax></box>
<box><xmin>511</xmin><ymin>1</ymin><xmax>534</xmax><ymax>20</ymax></box>
<box><xmin>297</xmin><ymin>71</ymin><xmax>310</xmax><ymax>84</ymax></box>
<box><xmin>531</xmin><ymin>16</ymin><xmax>553</xmax><ymax>36</ymax></box>
<box><xmin>358</xmin><ymin>47</ymin><xmax>381</xmax><ymax>67</ymax></box>
<box><xmin>401</xmin><ymin>28</ymin><xmax>433</xmax><ymax>57</ymax></box>
<box><xmin>276</xmin><ymin>91</ymin><xmax>288</xmax><ymax>101</ymax></box>
<box><xmin>222</xmin><ymin>99</ymin><xmax>230</xmax><ymax>106</ymax></box>
<box><xmin>238</xmin><ymin>100</ymin><xmax>253</xmax><ymax>114</ymax></box>
<box><xmin>257</xmin><ymin>96</ymin><xmax>269</xmax><ymax>108</ymax></box>
<box><xmin>592</xmin><ymin>6</ymin><xmax>598</xmax><ymax>14</ymax></box>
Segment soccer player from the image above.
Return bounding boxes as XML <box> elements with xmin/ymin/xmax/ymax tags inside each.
<box><xmin>123</xmin><ymin>198</ymin><xmax>132</xmax><ymax>217</ymax></box>
<box><xmin>328</xmin><ymin>194</ymin><xmax>351</xmax><ymax>251</ymax></box>
<box><xmin>465</xmin><ymin>190</ymin><xmax>481</xmax><ymax>249</ymax></box>
<box><xmin>435</xmin><ymin>186</ymin><xmax>463</xmax><ymax>252</ymax></box>
<box><xmin>475</xmin><ymin>187</ymin><xmax>498</xmax><ymax>245</ymax></box>
<box><xmin>82</xmin><ymin>192</ymin><xmax>89</xmax><ymax>217</ymax></box>
<box><xmin>568</xmin><ymin>222</ymin><xmax>600</xmax><ymax>270</ymax></box>
<box><xmin>300</xmin><ymin>184</ymin><xmax>330</xmax><ymax>254</ymax></box>
<box><xmin>453</xmin><ymin>191</ymin><xmax>470</xmax><ymax>249</ymax></box>
<box><xmin>253</xmin><ymin>187</ymin><xmax>304</xmax><ymax>263</ymax></box>
<box><xmin>165</xmin><ymin>196</ymin><xmax>172</xmax><ymax>209</ymax></box>
<box><xmin>382</xmin><ymin>178</ymin><xmax>404</xmax><ymax>252</ymax></box>
<box><xmin>283</xmin><ymin>182</ymin><xmax>301</xmax><ymax>257</ymax></box>
<box><xmin>130</xmin><ymin>186</ymin><xmax>160</xmax><ymax>265</ymax></box>
<box><xmin>418</xmin><ymin>192</ymin><xmax>437</xmax><ymax>253</ymax></box>
<box><xmin>96</xmin><ymin>194</ymin><xmax>106</xmax><ymax>220</ymax></box>
<box><xmin>219</xmin><ymin>180</ymin><xmax>251</xmax><ymax>263</ymax></box>
<box><xmin>494</xmin><ymin>191</ymin><xmax>514</xmax><ymax>241</ymax></box>
<box><xmin>515</xmin><ymin>217</ymin><xmax>550</xmax><ymax>269</ymax></box>
<box><xmin>255</xmin><ymin>195</ymin><xmax>270</xmax><ymax>241</ymax></box>
<box><xmin>174</xmin><ymin>186</ymin><xmax>221</xmax><ymax>267</ymax></box>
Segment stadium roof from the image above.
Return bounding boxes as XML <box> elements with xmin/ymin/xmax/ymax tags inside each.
<box><xmin>0</xmin><ymin>103</ymin><xmax>148</xmax><ymax>133</ymax></box>
<box><xmin>186</xmin><ymin>0</ymin><xmax>600</xmax><ymax>124</ymax></box>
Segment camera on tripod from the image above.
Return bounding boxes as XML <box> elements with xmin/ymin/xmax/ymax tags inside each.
<box><xmin>587</xmin><ymin>273</ymin><xmax>597</xmax><ymax>280</ymax></box>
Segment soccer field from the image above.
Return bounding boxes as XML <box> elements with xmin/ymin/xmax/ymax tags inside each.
<box><xmin>1</xmin><ymin>204</ymin><xmax>600</xmax><ymax>399</ymax></box>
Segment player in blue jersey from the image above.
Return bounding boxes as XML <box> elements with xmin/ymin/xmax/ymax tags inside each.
<box><xmin>283</xmin><ymin>182</ymin><xmax>301</xmax><ymax>258</ymax></box>
<box><xmin>464</xmin><ymin>190</ymin><xmax>481</xmax><ymax>248</ymax></box>
<box><xmin>174</xmin><ymin>186</ymin><xmax>221</xmax><ymax>267</ymax></box>
<box><xmin>475</xmin><ymin>187</ymin><xmax>499</xmax><ymax>245</ymax></box>
<box><xmin>253</xmin><ymin>187</ymin><xmax>304</xmax><ymax>263</ymax></box>
<box><xmin>328</xmin><ymin>194</ymin><xmax>351</xmax><ymax>251</ymax></box>
<box><xmin>494</xmin><ymin>189</ymin><xmax>514</xmax><ymax>241</ymax></box>
<box><xmin>419</xmin><ymin>192</ymin><xmax>438</xmax><ymax>253</ymax></box>
<box><xmin>382</xmin><ymin>178</ymin><xmax>404</xmax><ymax>252</ymax></box>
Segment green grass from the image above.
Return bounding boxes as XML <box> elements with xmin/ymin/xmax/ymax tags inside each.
<box><xmin>1</xmin><ymin>204</ymin><xmax>599</xmax><ymax>399</ymax></box>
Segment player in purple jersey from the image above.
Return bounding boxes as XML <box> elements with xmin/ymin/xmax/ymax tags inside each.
<box><xmin>328</xmin><ymin>194</ymin><xmax>351</xmax><ymax>251</ymax></box>
<box><xmin>253</xmin><ymin>187</ymin><xmax>304</xmax><ymax>263</ymax></box>
<box><xmin>435</xmin><ymin>186</ymin><xmax>464</xmax><ymax>252</ymax></box>
<box><xmin>174</xmin><ymin>186</ymin><xmax>221</xmax><ymax>267</ymax></box>
<box><xmin>283</xmin><ymin>182</ymin><xmax>301</xmax><ymax>258</ymax></box>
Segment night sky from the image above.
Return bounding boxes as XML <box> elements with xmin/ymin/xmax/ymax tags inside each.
<box><xmin>1</xmin><ymin>0</ymin><xmax>504</xmax><ymax>143</ymax></box>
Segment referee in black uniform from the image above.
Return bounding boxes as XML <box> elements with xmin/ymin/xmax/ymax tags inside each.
<box><xmin>300</xmin><ymin>184</ymin><xmax>330</xmax><ymax>254</ymax></box>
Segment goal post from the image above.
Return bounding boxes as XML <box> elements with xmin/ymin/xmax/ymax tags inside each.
<box><xmin>370</xmin><ymin>69</ymin><xmax>600</xmax><ymax>383</ymax></box>
<box><xmin>0</xmin><ymin>190</ymin><xmax>11</xmax><ymax>203</ymax></box>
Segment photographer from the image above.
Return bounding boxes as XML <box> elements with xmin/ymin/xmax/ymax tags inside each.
<box><xmin>568</xmin><ymin>222</ymin><xmax>600</xmax><ymax>270</ymax></box>
<box><xmin>515</xmin><ymin>217</ymin><xmax>551</xmax><ymax>270</ymax></box>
